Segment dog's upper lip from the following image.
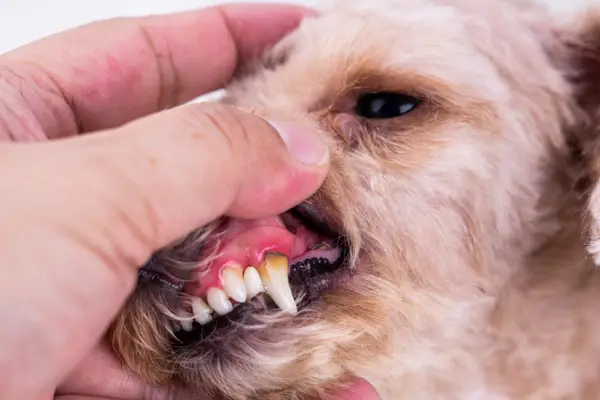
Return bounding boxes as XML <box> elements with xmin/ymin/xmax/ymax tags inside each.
<box><xmin>137</xmin><ymin>267</ymin><xmax>183</xmax><ymax>292</ymax></box>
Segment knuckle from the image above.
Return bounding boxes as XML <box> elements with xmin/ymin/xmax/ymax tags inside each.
<box><xmin>135</xmin><ymin>23</ymin><xmax>179</xmax><ymax>110</ymax></box>
<box><xmin>0</xmin><ymin>63</ymin><xmax>74</xmax><ymax>140</ymax></box>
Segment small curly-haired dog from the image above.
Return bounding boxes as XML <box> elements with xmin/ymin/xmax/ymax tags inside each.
<box><xmin>109</xmin><ymin>0</ymin><xmax>600</xmax><ymax>398</ymax></box>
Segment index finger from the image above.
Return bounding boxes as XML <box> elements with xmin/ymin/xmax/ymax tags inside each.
<box><xmin>0</xmin><ymin>4</ymin><xmax>314</xmax><ymax>139</ymax></box>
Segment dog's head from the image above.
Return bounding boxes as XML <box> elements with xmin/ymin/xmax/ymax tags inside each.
<box><xmin>109</xmin><ymin>1</ymin><xmax>600</xmax><ymax>398</ymax></box>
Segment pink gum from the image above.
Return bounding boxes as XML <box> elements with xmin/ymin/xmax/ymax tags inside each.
<box><xmin>185</xmin><ymin>226</ymin><xmax>309</xmax><ymax>298</ymax></box>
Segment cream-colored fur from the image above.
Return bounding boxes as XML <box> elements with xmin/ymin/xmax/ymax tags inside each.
<box><xmin>110</xmin><ymin>0</ymin><xmax>600</xmax><ymax>398</ymax></box>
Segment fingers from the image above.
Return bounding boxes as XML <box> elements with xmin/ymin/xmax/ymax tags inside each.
<box><xmin>56</xmin><ymin>340</ymin><xmax>189</xmax><ymax>400</ymax></box>
<box><xmin>0</xmin><ymin>3</ymin><xmax>315</xmax><ymax>138</ymax></box>
<box><xmin>58</xmin><ymin>342</ymin><xmax>378</xmax><ymax>400</ymax></box>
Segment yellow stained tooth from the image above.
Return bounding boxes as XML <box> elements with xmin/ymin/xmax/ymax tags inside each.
<box><xmin>222</xmin><ymin>266</ymin><xmax>247</xmax><ymax>303</ymax></box>
<box><xmin>258</xmin><ymin>253</ymin><xmax>298</xmax><ymax>315</ymax></box>
<box><xmin>243</xmin><ymin>266</ymin><xmax>264</xmax><ymax>299</ymax></box>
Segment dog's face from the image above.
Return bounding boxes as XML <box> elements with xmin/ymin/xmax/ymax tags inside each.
<box><xmin>110</xmin><ymin>0</ymin><xmax>586</xmax><ymax>398</ymax></box>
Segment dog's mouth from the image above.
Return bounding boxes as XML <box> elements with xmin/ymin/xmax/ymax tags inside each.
<box><xmin>137</xmin><ymin>203</ymin><xmax>350</xmax><ymax>344</ymax></box>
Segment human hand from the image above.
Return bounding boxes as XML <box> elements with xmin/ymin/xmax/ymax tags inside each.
<box><xmin>0</xmin><ymin>3</ymin><xmax>380</xmax><ymax>399</ymax></box>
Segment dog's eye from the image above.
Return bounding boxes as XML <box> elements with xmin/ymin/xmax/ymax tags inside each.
<box><xmin>355</xmin><ymin>92</ymin><xmax>421</xmax><ymax>119</ymax></box>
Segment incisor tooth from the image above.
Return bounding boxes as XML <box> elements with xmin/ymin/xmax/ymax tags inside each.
<box><xmin>191</xmin><ymin>297</ymin><xmax>213</xmax><ymax>325</ymax></box>
<box><xmin>222</xmin><ymin>266</ymin><xmax>247</xmax><ymax>302</ymax></box>
<box><xmin>258</xmin><ymin>253</ymin><xmax>297</xmax><ymax>315</ymax></box>
<box><xmin>207</xmin><ymin>288</ymin><xmax>233</xmax><ymax>315</ymax></box>
<box><xmin>243</xmin><ymin>266</ymin><xmax>264</xmax><ymax>299</ymax></box>
<box><xmin>178</xmin><ymin>310</ymin><xmax>193</xmax><ymax>331</ymax></box>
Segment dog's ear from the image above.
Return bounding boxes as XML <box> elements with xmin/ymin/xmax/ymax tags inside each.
<box><xmin>555</xmin><ymin>9</ymin><xmax>600</xmax><ymax>265</ymax></box>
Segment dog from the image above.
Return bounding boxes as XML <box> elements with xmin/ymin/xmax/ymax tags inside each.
<box><xmin>109</xmin><ymin>0</ymin><xmax>600</xmax><ymax>398</ymax></box>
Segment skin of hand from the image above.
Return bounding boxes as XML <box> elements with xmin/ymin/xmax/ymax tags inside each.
<box><xmin>0</xmin><ymin>3</ymin><xmax>381</xmax><ymax>400</ymax></box>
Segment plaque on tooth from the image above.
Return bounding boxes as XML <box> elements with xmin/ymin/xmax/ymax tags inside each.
<box><xmin>258</xmin><ymin>252</ymin><xmax>297</xmax><ymax>315</ymax></box>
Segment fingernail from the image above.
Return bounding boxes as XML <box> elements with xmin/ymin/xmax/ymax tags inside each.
<box><xmin>267</xmin><ymin>120</ymin><xmax>329</xmax><ymax>165</ymax></box>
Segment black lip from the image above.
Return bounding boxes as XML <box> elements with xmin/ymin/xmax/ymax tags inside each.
<box><xmin>137</xmin><ymin>268</ymin><xmax>184</xmax><ymax>292</ymax></box>
<box><xmin>137</xmin><ymin>255</ymin><xmax>186</xmax><ymax>293</ymax></box>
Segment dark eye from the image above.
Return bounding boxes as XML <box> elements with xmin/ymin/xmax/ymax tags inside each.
<box><xmin>355</xmin><ymin>92</ymin><xmax>421</xmax><ymax>119</ymax></box>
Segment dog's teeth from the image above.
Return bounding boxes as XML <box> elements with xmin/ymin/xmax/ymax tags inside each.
<box><xmin>181</xmin><ymin>319</ymin><xmax>193</xmax><ymax>331</ymax></box>
<box><xmin>258</xmin><ymin>253</ymin><xmax>298</xmax><ymax>315</ymax></box>
<box><xmin>207</xmin><ymin>288</ymin><xmax>234</xmax><ymax>315</ymax></box>
<box><xmin>191</xmin><ymin>297</ymin><xmax>213</xmax><ymax>325</ymax></box>
<box><xmin>243</xmin><ymin>266</ymin><xmax>264</xmax><ymax>299</ymax></box>
<box><xmin>178</xmin><ymin>310</ymin><xmax>193</xmax><ymax>331</ymax></box>
<box><xmin>222</xmin><ymin>266</ymin><xmax>247</xmax><ymax>302</ymax></box>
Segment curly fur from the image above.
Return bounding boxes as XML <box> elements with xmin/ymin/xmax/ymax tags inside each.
<box><xmin>109</xmin><ymin>0</ymin><xmax>600</xmax><ymax>398</ymax></box>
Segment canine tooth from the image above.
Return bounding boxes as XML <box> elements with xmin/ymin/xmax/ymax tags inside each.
<box><xmin>222</xmin><ymin>266</ymin><xmax>247</xmax><ymax>302</ymax></box>
<box><xmin>258</xmin><ymin>253</ymin><xmax>298</xmax><ymax>315</ymax></box>
<box><xmin>191</xmin><ymin>297</ymin><xmax>213</xmax><ymax>325</ymax></box>
<box><xmin>207</xmin><ymin>288</ymin><xmax>233</xmax><ymax>315</ymax></box>
<box><xmin>243</xmin><ymin>266</ymin><xmax>264</xmax><ymax>299</ymax></box>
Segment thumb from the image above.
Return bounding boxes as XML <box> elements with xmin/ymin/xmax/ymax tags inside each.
<box><xmin>1</xmin><ymin>102</ymin><xmax>330</xmax><ymax>262</ymax></box>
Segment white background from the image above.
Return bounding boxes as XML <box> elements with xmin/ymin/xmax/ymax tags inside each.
<box><xmin>0</xmin><ymin>0</ymin><xmax>594</xmax><ymax>55</ymax></box>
